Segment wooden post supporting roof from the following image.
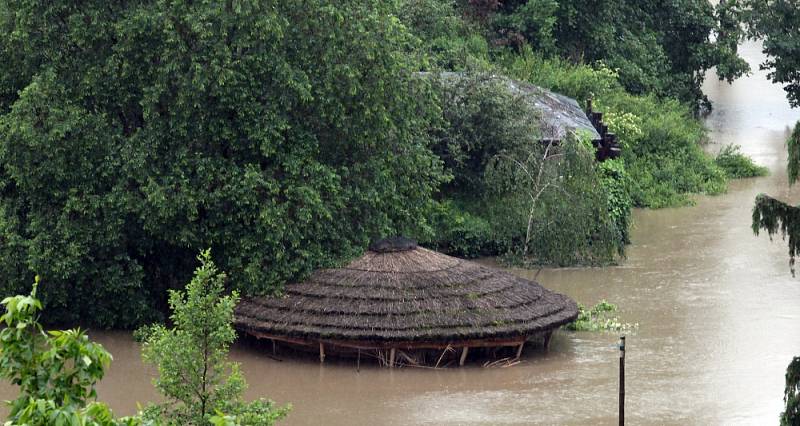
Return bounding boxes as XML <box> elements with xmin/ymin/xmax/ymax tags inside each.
<box><xmin>319</xmin><ymin>342</ymin><xmax>325</xmax><ymax>364</ymax></box>
<box><xmin>389</xmin><ymin>348</ymin><xmax>396</xmax><ymax>368</ymax></box>
<box><xmin>515</xmin><ymin>342</ymin><xmax>525</xmax><ymax>359</ymax></box>
<box><xmin>543</xmin><ymin>331</ymin><xmax>553</xmax><ymax>351</ymax></box>
<box><xmin>459</xmin><ymin>347</ymin><xmax>469</xmax><ymax>366</ymax></box>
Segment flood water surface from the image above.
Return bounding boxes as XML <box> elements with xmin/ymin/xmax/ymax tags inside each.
<box><xmin>4</xmin><ymin>40</ymin><xmax>800</xmax><ymax>425</ymax></box>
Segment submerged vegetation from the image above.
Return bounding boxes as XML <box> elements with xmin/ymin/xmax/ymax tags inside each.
<box><xmin>565</xmin><ymin>300</ymin><xmax>636</xmax><ymax>332</ymax></box>
<box><xmin>715</xmin><ymin>144</ymin><xmax>769</xmax><ymax>179</ymax></box>
<box><xmin>137</xmin><ymin>250</ymin><xmax>289</xmax><ymax>425</ymax></box>
<box><xmin>0</xmin><ymin>255</ymin><xmax>288</xmax><ymax>426</ymax></box>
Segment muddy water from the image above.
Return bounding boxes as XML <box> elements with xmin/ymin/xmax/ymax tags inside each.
<box><xmin>3</xmin><ymin>40</ymin><xmax>800</xmax><ymax>425</ymax></box>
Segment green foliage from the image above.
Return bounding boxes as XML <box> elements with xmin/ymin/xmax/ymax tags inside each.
<box><xmin>137</xmin><ymin>250</ymin><xmax>289</xmax><ymax>426</ymax></box>
<box><xmin>789</xmin><ymin>122</ymin><xmax>800</xmax><ymax>185</ymax></box>
<box><xmin>424</xmin><ymin>72</ymin><xmax>626</xmax><ymax>264</ymax></box>
<box><xmin>500</xmin><ymin>49</ymin><xmax>622</xmax><ymax>102</ymax></box>
<box><xmin>782</xmin><ymin>356</ymin><xmax>800</xmax><ymax>426</ymax></box>
<box><xmin>490</xmin><ymin>0</ymin><xmax>559</xmax><ymax>54</ymax></box>
<box><xmin>504</xmin><ymin>52</ymin><xmax>729</xmax><ymax>208</ymax></box>
<box><xmin>424</xmin><ymin>201</ymin><xmax>501</xmax><ymax>258</ymax></box>
<box><xmin>398</xmin><ymin>0</ymin><xmax>490</xmax><ymax>70</ymax></box>
<box><xmin>599</xmin><ymin>159</ymin><xmax>633</xmax><ymax>246</ymax></box>
<box><xmin>0</xmin><ymin>277</ymin><xmax>137</xmax><ymax>425</ymax></box>
<box><xmin>485</xmin><ymin>137</ymin><xmax>621</xmax><ymax>266</ymax></box>
<box><xmin>746</xmin><ymin>0</ymin><xmax>800</xmax><ymax>107</ymax></box>
<box><xmin>564</xmin><ymin>300</ymin><xmax>636</xmax><ymax>332</ymax></box>
<box><xmin>473</xmin><ymin>0</ymin><xmax>749</xmax><ymax>105</ymax></box>
<box><xmin>430</xmin><ymin>73</ymin><xmax>539</xmax><ymax>194</ymax></box>
<box><xmin>752</xmin><ymin>194</ymin><xmax>800</xmax><ymax>275</ymax></box>
<box><xmin>715</xmin><ymin>144</ymin><xmax>769</xmax><ymax>179</ymax></box>
<box><xmin>0</xmin><ymin>0</ymin><xmax>446</xmax><ymax>327</ymax></box>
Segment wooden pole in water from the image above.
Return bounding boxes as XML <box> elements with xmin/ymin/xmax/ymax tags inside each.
<box><xmin>459</xmin><ymin>347</ymin><xmax>469</xmax><ymax>366</ymax></box>
<box><xmin>319</xmin><ymin>342</ymin><xmax>325</xmax><ymax>364</ymax></box>
<box><xmin>389</xmin><ymin>348</ymin><xmax>396</xmax><ymax>368</ymax></box>
<box><xmin>619</xmin><ymin>336</ymin><xmax>626</xmax><ymax>426</ymax></box>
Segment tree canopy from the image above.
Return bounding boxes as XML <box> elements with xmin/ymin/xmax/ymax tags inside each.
<box><xmin>462</xmin><ymin>0</ymin><xmax>750</xmax><ymax>107</ymax></box>
<box><xmin>745</xmin><ymin>0</ymin><xmax>800</xmax><ymax>107</ymax></box>
<box><xmin>0</xmin><ymin>0</ymin><xmax>446</xmax><ymax>327</ymax></box>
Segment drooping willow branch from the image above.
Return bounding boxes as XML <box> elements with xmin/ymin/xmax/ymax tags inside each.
<box><xmin>752</xmin><ymin>193</ymin><xmax>800</xmax><ymax>275</ymax></box>
<box><xmin>782</xmin><ymin>356</ymin><xmax>800</xmax><ymax>426</ymax></box>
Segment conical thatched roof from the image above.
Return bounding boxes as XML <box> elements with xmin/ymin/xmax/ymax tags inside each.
<box><xmin>235</xmin><ymin>240</ymin><xmax>578</xmax><ymax>348</ymax></box>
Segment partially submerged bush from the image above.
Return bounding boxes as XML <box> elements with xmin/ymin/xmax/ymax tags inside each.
<box><xmin>715</xmin><ymin>144</ymin><xmax>769</xmax><ymax>178</ymax></box>
<box><xmin>565</xmin><ymin>300</ymin><xmax>637</xmax><ymax>332</ymax></box>
<box><xmin>138</xmin><ymin>250</ymin><xmax>289</xmax><ymax>425</ymax></box>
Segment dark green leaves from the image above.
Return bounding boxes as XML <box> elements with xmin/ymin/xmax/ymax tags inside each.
<box><xmin>746</xmin><ymin>0</ymin><xmax>800</xmax><ymax>107</ymax></box>
<box><xmin>0</xmin><ymin>0</ymin><xmax>446</xmax><ymax>327</ymax></box>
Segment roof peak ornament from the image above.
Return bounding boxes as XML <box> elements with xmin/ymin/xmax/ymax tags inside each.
<box><xmin>368</xmin><ymin>236</ymin><xmax>418</xmax><ymax>253</ymax></box>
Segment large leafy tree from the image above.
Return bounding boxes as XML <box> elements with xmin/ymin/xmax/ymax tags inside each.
<box><xmin>466</xmin><ymin>0</ymin><xmax>750</xmax><ymax>105</ymax></box>
<box><xmin>0</xmin><ymin>0</ymin><xmax>446</xmax><ymax>327</ymax></box>
<box><xmin>746</xmin><ymin>0</ymin><xmax>800</xmax><ymax>107</ymax></box>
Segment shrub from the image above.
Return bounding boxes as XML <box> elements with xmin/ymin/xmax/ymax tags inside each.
<box><xmin>425</xmin><ymin>201</ymin><xmax>502</xmax><ymax>258</ymax></box>
<box><xmin>0</xmin><ymin>277</ymin><xmax>137</xmax><ymax>425</ymax></box>
<box><xmin>503</xmin><ymin>51</ymin><xmax>730</xmax><ymax>208</ymax></box>
<box><xmin>137</xmin><ymin>250</ymin><xmax>289</xmax><ymax>425</ymax></box>
<box><xmin>715</xmin><ymin>144</ymin><xmax>769</xmax><ymax>178</ymax></box>
<box><xmin>565</xmin><ymin>300</ymin><xmax>636</xmax><ymax>332</ymax></box>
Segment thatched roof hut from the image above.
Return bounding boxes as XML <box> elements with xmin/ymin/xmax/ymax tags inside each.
<box><xmin>425</xmin><ymin>72</ymin><xmax>621</xmax><ymax>161</ymax></box>
<box><xmin>235</xmin><ymin>238</ymin><xmax>578</xmax><ymax>367</ymax></box>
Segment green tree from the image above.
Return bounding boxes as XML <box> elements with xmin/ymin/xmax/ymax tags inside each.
<box><xmin>137</xmin><ymin>250</ymin><xmax>288</xmax><ymax>426</ymax></box>
<box><xmin>398</xmin><ymin>0</ymin><xmax>490</xmax><ymax>70</ymax></box>
<box><xmin>467</xmin><ymin>0</ymin><xmax>750</xmax><ymax>105</ymax></box>
<box><xmin>424</xmin><ymin>72</ymin><xmax>626</xmax><ymax>263</ymax></box>
<box><xmin>0</xmin><ymin>277</ymin><xmax>137</xmax><ymax>425</ymax></box>
<box><xmin>0</xmin><ymin>0</ymin><xmax>446</xmax><ymax>328</ymax></box>
<box><xmin>746</xmin><ymin>0</ymin><xmax>800</xmax><ymax>107</ymax></box>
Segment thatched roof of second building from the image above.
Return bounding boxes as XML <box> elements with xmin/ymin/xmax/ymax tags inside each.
<box><xmin>433</xmin><ymin>72</ymin><xmax>601</xmax><ymax>143</ymax></box>
<box><xmin>235</xmin><ymin>239</ymin><xmax>578</xmax><ymax>348</ymax></box>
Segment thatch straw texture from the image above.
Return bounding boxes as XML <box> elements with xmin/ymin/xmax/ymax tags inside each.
<box><xmin>235</xmin><ymin>246</ymin><xmax>578</xmax><ymax>347</ymax></box>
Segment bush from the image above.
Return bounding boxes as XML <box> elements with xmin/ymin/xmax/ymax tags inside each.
<box><xmin>424</xmin><ymin>201</ymin><xmax>503</xmax><ymax>258</ymax></box>
<box><xmin>398</xmin><ymin>0</ymin><xmax>490</xmax><ymax>70</ymax></box>
<box><xmin>0</xmin><ymin>277</ymin><xmax>138</xmax><ymax>425</ymax></box>
<box><xmin>715</xmin><ymin>144</ymin><xmax>769</xmax><ymax>178</ymax></box>
<box><xmin>426</xmin><ymin>72</ymin><xmax>625</xmax><ymax>264</ymax></box>
<box><xmin>565</xmin><ymin>300</ymin><xmax>636</xmax><ymax>332</ymax></box>
<box><xmin>600</xmin><ymin>159</ymin><xmax>633</xmax><ymax>246</ymax></box>
<box><xmin>503</xmin><ymin>51</ymin><xmax>729</xmax><ymax>208</ymax></box>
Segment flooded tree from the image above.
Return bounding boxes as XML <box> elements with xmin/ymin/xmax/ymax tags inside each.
<box><xmin>137</xmin><ymin>250</ymin><xmax>289</xmax><ymax>426</ymax></box>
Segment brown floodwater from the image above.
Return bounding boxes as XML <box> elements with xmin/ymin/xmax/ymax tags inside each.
<box><xmin>3</xmin><ymin>40</ymin><xmax>800</xmax><ymax>425</ymax></box>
